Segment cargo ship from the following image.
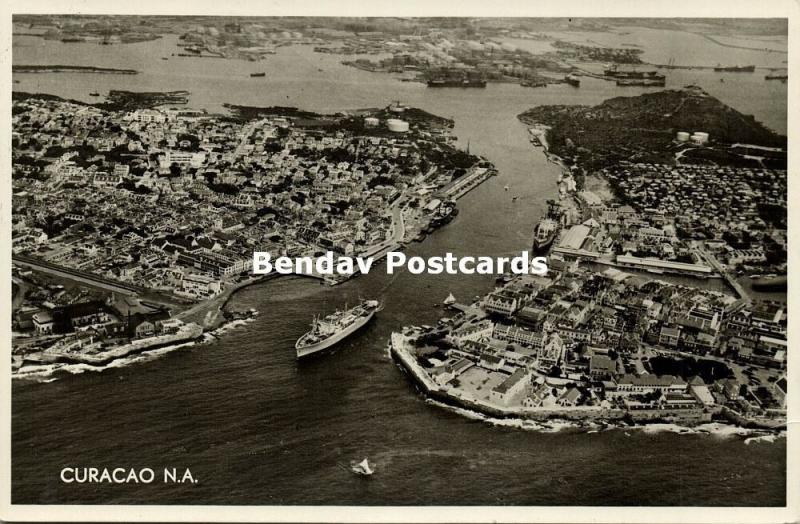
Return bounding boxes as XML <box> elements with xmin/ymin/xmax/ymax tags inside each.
<box><xmin>427</xmin><ymin>69</ymin><xmax>486</xmax><ymax>88</ymax></box>
<box><xmin>750</xmin><ymin>274</ymin><xmax>787</xmax><ymax>291</ymax></box>
<box><xmin>427</xmin><ymin>77</ymin><xmax>487</xmax><ymax>88</ymax></box>
<box><xmin>532</xmin><ymin>217</ymin><xmax>559</xmax><ymax>252</ymax></box>
<box><xmin>250</xmin><ymin>72</ymin><xmax>266</xmax><ymax>77</ymax></box>
<box><xmin>714</xmin><ymin>64</ymin><xmax>755</xmax><ymax>72</ymax></box>
<box><xmin>616</xmin><ymin>75</ymin><xmax>666</xmax><ymax>87</ymax></box>
<box><xmin>532</xmin><ymin>199</ymin><xmax>563</xmax><ymax>253</ymax></box>
<box><xmin>765</xmin><ymin>73</ymin><xmax>788</xmax><ymax>81</ymax></box>
<box><xmin>429</xmin><ymin>200</ymin><xmax>459</xmax><ymax>227</ymax></box>
<box><xmin>604</xmin><ymin>65</ymin><xmax>663</xmax><ymax>79</ymax></box>
<box><xmin>520</xmin><ymin>79</ymin><xmax>547</xmax><ymax>88</ymax></box>
<box><xmin>296</xmin><ymin>300</ymin><xmax>383</xmax><ymax>358</ymax></box>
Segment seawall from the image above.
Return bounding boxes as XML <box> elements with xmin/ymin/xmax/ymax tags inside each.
<box><xmin>390</xmin><ymin>333</ymin><xmax>716</xmax><ymax>425</ymax></box>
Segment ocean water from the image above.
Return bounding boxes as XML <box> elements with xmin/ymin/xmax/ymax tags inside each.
<box><xmin>11</xmin><ymin>27</ymin><xmax>787</xmax><ymax>506</ymax></box>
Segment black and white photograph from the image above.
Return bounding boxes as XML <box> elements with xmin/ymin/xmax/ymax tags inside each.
<box><xmin>2</xmin><ymin>1</ymin><xmax>797</xmax><ymax>522</ymax></box>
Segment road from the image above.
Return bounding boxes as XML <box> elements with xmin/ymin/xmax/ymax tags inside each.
<box><xmin>358</xmin><ymin>198</ymin><xmax>407</xmax><ymax>260</ymax></box>
<box><xmin>13</xmin><ymin>256</ymin><xmax>141</xmax><ymax>295</ymax></box>
<box><xmin>12</xmin><ymin>255</ymin><xmax>188</xmax><ymax>309</ymax></box>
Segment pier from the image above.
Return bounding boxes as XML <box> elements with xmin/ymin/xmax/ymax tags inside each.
<box><xmin>435</xmin><ymin>165</ymin><xmax>496</xmax><ymax>200</ymax></box>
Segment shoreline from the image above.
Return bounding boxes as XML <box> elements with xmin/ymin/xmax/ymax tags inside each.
<box><xmin>389</xmin><ymin>333</ymin><xmax>785</xmax><ymax>433</ymax></box>
<box><xmin>11</xmin><ymin>313</ymin><xmax>260</xmax><ymax>382</ymax></box>
<box><xmin>13</xmin><ymin>65</ymin><xmax>138</xmax><ymax>74</ymax></box>
<box><xmin>10</xmin><ymin>173</ymin><xmax>478</xmax><ymax>381</ymax></box>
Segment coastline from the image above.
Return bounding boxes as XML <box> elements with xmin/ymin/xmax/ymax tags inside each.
<box><xmin>11</xmin><ymin>85</ymin><xmax>498</xmax><ymax>380</ymax></box>
<box><xmin>12</xmin><ymin>65</ymin><xmax>138</xmax><ymax>74</ymax></box>
<box><xmin>11</xmin><ymin>312</ymin><xmax>260</xmax><ymax>382</ymax></box>
<box><xmin>389</xmin><ymin>333</ymin><xmax>785</xmax><ymax>434</ymax></box>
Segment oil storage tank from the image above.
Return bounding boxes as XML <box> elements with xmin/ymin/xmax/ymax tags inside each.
<box><xmin>387</xmin><ymin>119</ymin><xmax>410</xmax><ymax>133</ymax></box>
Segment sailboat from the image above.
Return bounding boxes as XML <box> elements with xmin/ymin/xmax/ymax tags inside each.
<box><xmin>443</xmin><ymin>293</ymin><xmax>456</xmax><ymax>306</ymax></box>
<box><xmin>351</xmin><ymin>458</ymin><xmax>374</xmax><ymax>476</ymax></box>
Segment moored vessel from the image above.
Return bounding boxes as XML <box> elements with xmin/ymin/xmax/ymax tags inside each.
<box><xmin>426</xmin><ymin>69</ymin><xmax>487</xmax><ymax>88</ymax></box>
<box><xmin>714</xmin><ymin>64</ymin><xmax>755</xmax><ymax>72</ymax></box>
<box><xmin>296</xmin><ymin>300</ymin><xmax>383</xmax><ymax>358</ymax></box>
<box><xmin>532</xmin><ymin>199</ymin><xmax>563</xmax><ymax>253</ymax></box>
<box><xmin>532</xmin><ymin>217</ymin><xmax>559</xmax><ymax>252</ymax></box>
<box><xmin>427</xmin><ymin>77</ymin><xmax>487</xmax><ymax>88</ymax></box>
<box><xmin>616</xmin><ymin>75</ymin><xmax>665</xmax><ymax>87</ymax></box>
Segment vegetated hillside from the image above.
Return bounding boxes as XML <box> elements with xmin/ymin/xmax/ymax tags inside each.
<box><xmin>13</xmin><ymin>90</ymin><xmax>191</xmax><ymax>111</ymax></box>
<box><xmin>518</xmin><ymin>86</ymin><xmax>786</xmax><ymax>169</ymax></box>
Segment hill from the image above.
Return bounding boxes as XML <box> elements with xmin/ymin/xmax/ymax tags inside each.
<box><xmin>518</xmin><ymin>86</ymin><xmax>786</xmax><ymax>170</ymax></box>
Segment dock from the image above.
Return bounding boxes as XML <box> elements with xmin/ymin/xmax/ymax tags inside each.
<box><xmin>435</xmin><ymin>165</ymin><xmax>495</xmax><ymax>200</ymax></box>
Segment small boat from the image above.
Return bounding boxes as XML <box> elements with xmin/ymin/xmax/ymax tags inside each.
<box><xmin>351</xmin><ymin>458</ymin><xmax>374</xmax><ymax>476</ymax></box>
<box><xmin>250</xmin><ymin>72</ymin><xmax>266</xmax><ymax>77</ymax></box>
<box><xmin>504</xmin><ymin>185</ymin><xmax>510</xmax><ymax>191</ymax></box>
<box><xmin>443</xmin><ymin>293</ymin><xmax>456</xmax><ymax>306</ymax></box>
<box><xmin>161</xmin><ymin>57</ymin><xmax>169</xmax><ymax>60</ymax></box>
<box><xmin>512</xmin><ymin>196</ymin><xmax>518</xmax><ymax>202</ymax></box>
<box><xmin>89</xmin><ymin>92</ymin><xmax>100</xmax><ymax>96</ymax></box>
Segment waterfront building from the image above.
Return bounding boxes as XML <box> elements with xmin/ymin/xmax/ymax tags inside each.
<box><xmin>556</xmin><ymin>387</ymin><xmax>581</xmax><ymax>406</ymax></box>
<box><xmin>479</xmin><ymin>353</ymin><xmax>506</xmax><ymax>371</ymax></box>
<box><xmin>484</xmin><ymin>291</ymin><xmax>520</xmax><ymax>317</ymax></box>
<box><xmin>452</xmin><ymin>320</ymin><xmax>495</xmax><ymax>344</ymax></box>
<box><xmin>614</xmin><ymin>374</ymin><xmax>687</xmax><ymax>395</ymax></box>
<box><xmin>490</xmin><ymin>368</ymin><xmax>530</xmax><ymax>406</ymax></box>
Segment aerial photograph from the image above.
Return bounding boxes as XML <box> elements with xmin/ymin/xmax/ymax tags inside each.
<box><xmin>8</xmin><ymin>13</ymin><xmax>788</xmax><ymax>511</ymax></box>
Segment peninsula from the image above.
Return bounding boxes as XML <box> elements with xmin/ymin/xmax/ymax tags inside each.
<box><xmin>13</xmin><ymin>65</ymin><xmax>139</xmax><ymax>74</ymax></box>
<box><xmin>390</xmin><ymin>87</ymin><xmax>786</xmax><ymax>431</ymax></box>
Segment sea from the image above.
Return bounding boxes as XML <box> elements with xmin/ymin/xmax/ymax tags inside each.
<box><xmin>11</xmin><ymin>27</ymin><xmax>787</xmax><ymax>505</ymax></box>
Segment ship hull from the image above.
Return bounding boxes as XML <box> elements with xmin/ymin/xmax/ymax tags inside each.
<box><xmin>533</xmin><ymin>234</ymin><xmax>556</xmax><ymax>253</ymax></box>
<box><xmin>427</xmin><ymin>80</ymin><xmax>486</xmax><ymax>88</ymax></box>
<box><xmin>617</xmin><ymin>78</ymin><xmax>665</xmax><ymax>87</ymax></box>
<box><xmin>532</xmin><ymin>218</ymin><xmax>559</xmax><ymax>253</ymax></box>
<box><xmin>714</xmin><ymin>65</ymin><xmax>755</xmax><ymax>72</ymax></box>
<box><xmin>295</xmin><ymin>310</ymin><xmax>376</xmax><ymax>359</ymax></box>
